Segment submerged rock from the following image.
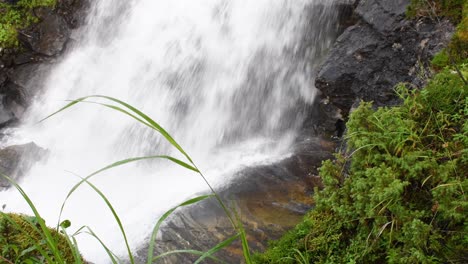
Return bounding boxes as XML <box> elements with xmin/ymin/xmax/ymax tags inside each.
<box><xmin>316</xmin><ymin>0</ymin><xmax>454</xmax><ymax>114</ymax></box>
<box><xmin>0</xmin><ymin>142</ymin><xmax>48</xmax><ymax>190</ymax></box>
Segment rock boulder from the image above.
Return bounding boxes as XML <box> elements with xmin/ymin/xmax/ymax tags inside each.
<box><xmin>0</xmin><ymin>142</ymin><xmax>48</xmax><ymax>190</ymax></box>
<box><xmin>315</xmin><ymin>0</ymin><xmax>455</xmax><ymax>114</ymax></box>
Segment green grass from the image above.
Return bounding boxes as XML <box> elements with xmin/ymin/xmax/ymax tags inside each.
<box><xmin>1</xmin><ymin>95</ymin><xmax>254</xmax><ymax>263</ymax></box>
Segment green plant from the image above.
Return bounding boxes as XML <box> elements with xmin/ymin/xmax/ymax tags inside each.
<box><xmin>1</xmin><ymin>95</ymin><xmax>253</xmax><ymax>263</ymax></box>
<box><xmin>407</xmin><ymin>0</ymin><xmax>465</xmax><ymax>23</ymax></box>
<box><xmin>254</xmin><ymin>51</ymin><xmax>468</xmax><ymax>264</ymax></box>
<box><xmin>0</xmin><ymin>0</ymin><xmax>56</xmax><ymax>48</ymax></box>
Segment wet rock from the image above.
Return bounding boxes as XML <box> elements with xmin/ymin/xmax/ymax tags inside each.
<box><xmin>20</xmin><ymin>9</ymin><xmax>70</xmax><ymax>57</ymax></box>
<box><xmin>137</xmin><ymin>137</ymin><xmax>335</xmax><ymax>263</ymax></box>
<box><xmin>0</xmin><ymin>142</ymin><xmax>48</xmax><ymax>190</ymax></box>
<box><xmin>356</xmin><ymin>0</ymin><xmax>409</xmax><ymax>32</ymax></box>
<box><xmin>315</xmin><ymin>0</ymin><xmax>455</xmax><ymax>113</ymax></box>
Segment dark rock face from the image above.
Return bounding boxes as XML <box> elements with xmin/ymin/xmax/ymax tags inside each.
<box><xmin>315</xmin><ymin>0</ymin><xmax>455</xmax><ymax>114</ymax></box>
<box><xmin>0</xmin><ymin>142</ymin><xmax>48</xmax><ymax>190</ymax></box>
<box><xmin>0</xmin><ymin>0</ymin><xmax>89</xmax><ymax>128</ymax></box>
<box><xmin>21</xmin><ymin>9</ymin><xmax>71</xmax><ymax>56</ymax></box>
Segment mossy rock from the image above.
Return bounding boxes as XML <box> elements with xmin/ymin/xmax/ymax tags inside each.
<box><xmin>407</xmin><ymin>0</ymin><xmax>465</xmax><ymax>23</ymax></box>
<box><xmin>0</xmin><ymin>0</ymin><xmax>57</xmax><ymax>48</ymax></box>
<box><xmin>0</xmin><ymin>213</ymin><xmax>81</xmax><ymax>263</ymax></box>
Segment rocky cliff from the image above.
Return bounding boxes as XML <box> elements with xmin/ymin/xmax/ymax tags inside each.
<box><xmin>315</xmin><ymin>0</ymin><xmax>454</xmax><ymax>115</ymax></box>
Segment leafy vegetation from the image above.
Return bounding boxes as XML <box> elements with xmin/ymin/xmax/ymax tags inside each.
<box><xmin>0</xmin><ymin>0</ymin><xmax>56</xmax><ymax>48</ymax></box>
<box><xmin>255</xmin><ymin>3</ymin><xmax>468</xmax><ymax>262</ymax></box>
<box><xmin>254</xmin><ymin>65</ymin><xmax>468</xmax><ymax>264</ymax></box>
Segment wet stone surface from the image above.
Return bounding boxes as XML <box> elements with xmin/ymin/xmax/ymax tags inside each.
<box><xmin>136</xmin><ymin>136</ymin><xmax>335</xmax><ymax>263</ymax></box>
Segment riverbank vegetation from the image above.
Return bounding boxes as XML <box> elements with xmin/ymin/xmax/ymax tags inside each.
<box><xmin>0</xmin><ymin>0</ymin><xmax>56</xmax><ymax>48</ymax></box>
<box><xmin>254</xmin><ymin>1</ymin><xmax>467</xmax><ymax>263</ymax></box>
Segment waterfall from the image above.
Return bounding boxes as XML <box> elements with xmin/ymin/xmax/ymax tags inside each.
<box><xmin>0</xmin><ymin>0</ymin><xmax>339</xmax><ymax>262</ymax></box>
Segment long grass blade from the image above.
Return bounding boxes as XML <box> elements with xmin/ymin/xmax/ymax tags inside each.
<box><xmin>147</xmin><ymin>194</ymin><xmax>214</xmax><ymax>264</ymax></box>
<box><xmin>57</xmin><ymin>155</ymin><xmax>198</xmax><ymax>229</ymax></box>
<box><xmin>153</xmin><ymin>249</ymin><xmax>225</xmax><ymax>263</ymax></box>
<box><xmin>77</xmin><ymin>177</ymin><xmax>135</xmax><ymax>264</ymax></box>
<box><xmin>75</xmin><ymin>100</ymin><xmax>153</xmax><ymax>129</ymax></box>
<box><xmin>60</xmin><ymin>227</ymin><xmax>83</xmax><ymax>264</ymax></box>
<box><xmin>194</xmin><ymin>234</ymin><xmax>239</xmax><ymax>264</ymax></box>
<box><xmin>41</xmin><ymin>95</ymin><xmax>193</xmax><ymax>163</ymax></box>
<box><xmin>233</xmin><ymin>208</ymin><xmax>252</xmax><ymax>264</ymax></box>
<box><xmin>73</xmin><ymin>226</ymin><xmax>120</xmax><ymax>264</ymax></box>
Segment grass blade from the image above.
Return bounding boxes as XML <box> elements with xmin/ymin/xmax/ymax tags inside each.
<box><xmin>147</xmin><ymin>194</ymin><xmax>214</xmax><ymax>264</ymax></box>
<box><xmin>59</xmin><ymin>227</ymin><xmax>83</xmax><ymax>264</ymax></box>
<box><xmin>74</xmin><ymin>226</ymin><xmax>120</xmax><ymax>264</ymax></box>
<box><xmin>153</xmin><ymin>249</ymin><xmax>225</xmax><ymax>263</ymax></box>
<box><xmin>41</xmin><ymin>95</ymin><xmax>193</xmax><ymax>164</ymax></box>
<box><xmin>233</xmin><ymin>208</ymin><xmax>252</xmax><ymax>264</ymax></box>
<box><xmin>57</xmin><ymin>155</ymin><xmax>198</xmax><ymax>230</ymax></box>
<box><xmin>76</xmin><ymin>177</ymin><xmax>135</xmax><ymax>264</ymax></box>
<box><xmin>194</xmin><ymin>234</ymin><xmax>239</xmax><ymax>264</ymax></box>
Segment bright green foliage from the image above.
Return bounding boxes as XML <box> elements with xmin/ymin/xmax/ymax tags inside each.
<box><xmin>0</xmin><ymin>213</ymin><xmax>78</xmax><ymax>263</ymax></box>
<box><xmin>0</xmin><ymin>0</ymin><xmax>56</xmax><ymax>48</ymax></box>
<box><xmin>256</xmin><ymin>5</ymin><xmax>468</xmax><ymax>263</ymax></box>
<box><xmin>255</xmin><ymin>57</ymin><xmax>468</xmax><ymax>264</ymax></box>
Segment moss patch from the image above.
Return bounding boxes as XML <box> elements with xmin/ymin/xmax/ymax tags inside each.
<box><xmin>0</xmin><ymin>0</ymin><xmax>57</xmax><ymax>49</ymax></box>
<box><xmin>407</xmin><ymin>0</ymin><xmax>465</xmax><ymax>23</ymax></box>
<box><xmin>0</xmin><ymin>213</ymin><xmax>80</xmax><ymax>263</ymax></box>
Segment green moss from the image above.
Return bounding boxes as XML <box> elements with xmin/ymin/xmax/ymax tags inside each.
<box><xmin>0</xmin><ymin>213</ymin><xmax>79</xmax><ymax>263</ymax></box>
<box><xmin>0</xmin><ymin>0</ymin><xmax>57</xmax><ymax>49</ymax></box>
<box><xmin>432</xmin><ymin>2</ymin><xmax>468</xmax><ymax>69</ymax></box>
<box><xmin>256</xmin><ymin>4</ymin><xmax>468</xmax><ymax>262</ymax></box>
<box><xmin>407</xmin><ymin>0</ymin><xmax>465</xmax><ymax>23</ymax></box>
<box><xmin>255</xmin><ymin>64</ymin><xmax>468</xmax><ymax>264</ymax></box>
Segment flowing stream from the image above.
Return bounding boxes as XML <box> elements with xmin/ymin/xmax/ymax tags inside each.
<box><xmin>0</xmin><ymin>0</ymin><xmax>339</xmax><ymax>262</ymax></box>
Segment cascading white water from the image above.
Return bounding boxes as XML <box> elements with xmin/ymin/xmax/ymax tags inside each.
<box><xmin>0</xmin><ymin>0</ymin><xmax>339</xmax><ymax>262</ymax></box>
